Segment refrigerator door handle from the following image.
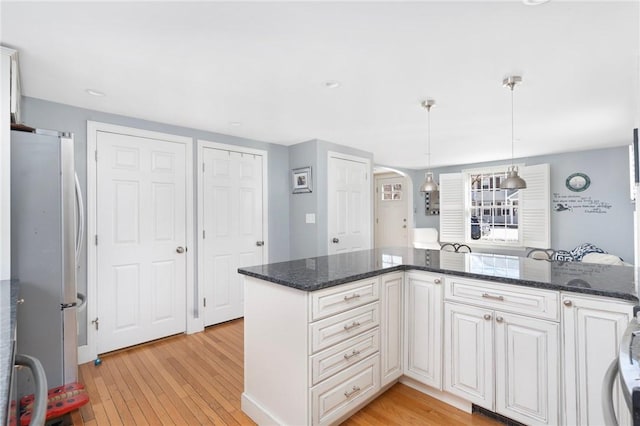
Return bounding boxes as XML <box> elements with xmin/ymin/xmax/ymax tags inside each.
<box><xmin>75</xmin><ymin>172</ymin><xmax>84</xmax><ymax>267</ymax></box>
<box><xmin>77</xmin><ymin>292</ymin><xmax>87</xmax><ymax>311</ymax></box>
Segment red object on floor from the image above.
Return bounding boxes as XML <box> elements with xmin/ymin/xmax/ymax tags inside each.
<box><xmin>19</xmin><ymin>382</ymin><xmax>89</xmax><ymax>426</ymax></box>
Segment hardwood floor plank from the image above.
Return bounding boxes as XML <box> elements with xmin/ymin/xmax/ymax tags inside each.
<box><xmin>72</xmin><ymin>319</ymin><xmax>499</xmax><ymax>426</ymax></box>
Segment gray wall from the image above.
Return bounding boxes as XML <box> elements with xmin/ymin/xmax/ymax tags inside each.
<box><xmin>410</xmin><ymin>146</ymin><xmax>635</xmax><ymax>262</ymax></box>
<box><xmin>21</xmin><ymin>96</ymin><xmax>292</xmax><ymax>343</ymax></box>
<box><xmin>289</xmin><ymin>138</ymin><xmax>374</xmax><ymax>259</ymax></box>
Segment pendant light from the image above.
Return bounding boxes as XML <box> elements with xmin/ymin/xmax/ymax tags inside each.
<box><xmin>419</xmin><ymin>99</ymin><xmax>439</xmax><ymax>193</ymax></box>
<box><xmin>500</xmin><ymin>76</ymin><xmax>527</xmax><ymax>190</ymax></box>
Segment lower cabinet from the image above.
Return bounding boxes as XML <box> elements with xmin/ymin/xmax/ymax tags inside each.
<box><xmin>562</xmin><ymin>293</ymin><xmax>633</xmax><ymax>426</ymax></box>
<box><xmin>404</xmin><ymin>271</ymin><xmax>443</xmax><ymax>389</ymax></box>
<box><xmin>443</xmin><ymin>281</ymin><xmax>560</xmax><ymax>426</ymax></box>
<box><xmin>380</xmin><ymin>272</ymin><xmax>403</xmax><ymax>387</ymax></box>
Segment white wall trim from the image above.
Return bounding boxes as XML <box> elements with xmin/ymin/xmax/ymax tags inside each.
<box><xmin>327</xmin><ymin>150</ymin><xmax>373</xmax><ymax>252</ymax></box>
<box><xmin>80</xmin><ymin>121</ymin><xmax>196</xmax><ymax>364</ymax></box>
<box><xmin>196</xmin><ymin>139</ymin><xmax>269</xmax><ymax>326</ymax></box>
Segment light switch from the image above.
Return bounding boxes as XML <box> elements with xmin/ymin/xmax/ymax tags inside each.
<box><xmin>306</xmin><ymin>213</ymin><xmax>316</xmax><ymax>224</ymax></box>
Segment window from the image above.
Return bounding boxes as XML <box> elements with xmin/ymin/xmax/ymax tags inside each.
<box><xmin>438</xmin><ymin>164</ymin><xmax>550</xmax><ymax>248</ymax></box>
<box><xmin>381</xmin><ymin>183</ymin><xmax>402</xmax><ymax>201</ymax></box>
<box><xmin>469</xmin><ymin>170</ymin><xmax>520</xmax><ymax>243</ymax></box>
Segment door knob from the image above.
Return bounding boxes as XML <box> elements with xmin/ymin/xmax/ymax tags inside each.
<box><xmin>332</xmin><ymin>238</ymin><xmax>339</xmax><ymax>243</ymax></box>
<box><xmin>176</xmin><ymin>246</ymin><xmax>185</xmax><ymax>254</ymax></box>
<box><xmin>256</xmin><ymin>241</ymin><xmax>264</xmax><ymax>247</ymax></box>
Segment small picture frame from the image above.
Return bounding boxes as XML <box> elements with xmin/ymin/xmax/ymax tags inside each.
<box><xmin>292</xmin><ymin>166</ymin><xmax>312</xmax><ymax>194</ymax></box>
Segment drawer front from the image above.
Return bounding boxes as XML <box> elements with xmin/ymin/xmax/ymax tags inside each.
<box><xmin>310</xmin><ymin>278</ymin><xmax>380</xmax><ymax>321</ymax></box>
<box><xmin>310</xmin><ymin>329</ymin><xmax>380</xmax><ymax>386</ymax></box>
<box><xmin>444</xmin><ymin>276</ymin><xmax>559</xmax><ymax>321</ymax></box>
<box><xmin>310</xmin><ymin>303</ymin><xmax>380</xmax><ymax>354</ymax></box>
<box><xmin>311</xmin><ymin>354</ymin><xmax>380</xmax><ymax>426</ymax></box>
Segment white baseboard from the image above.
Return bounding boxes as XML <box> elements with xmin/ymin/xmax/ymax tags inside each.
<box><xmin>241</xmin><ymin>392</ymin><xmax>283</xmax><ymax>425</ymax></box>
<box><xmin>399</xmin><ymin>376</ymin><xmax>473</xmax><ymax>413</ymax></box>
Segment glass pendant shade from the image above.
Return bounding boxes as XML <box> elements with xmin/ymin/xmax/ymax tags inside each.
<box><xmin>500</xmin><ymin>165</ymin><xmax>527</xmax><ymax>189</ymax></box>
<box><xmin>420</xmin><ymin>172</ymin><xmax>439</xmax><ymax>193</ymax></box>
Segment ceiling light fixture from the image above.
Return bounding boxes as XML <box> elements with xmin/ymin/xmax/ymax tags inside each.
<box><xmin>500</xmin><ymin>75</ymin><xmax>527</xmax><ymax>190</ymax></box>
<box><xmin>522</xmin><ymin>0</ymin><xmax>550</xmax><ymax>5</ymax></box>
<box><xmin>229</xmin><ymin>121</ymin><xmax>242</xmax><ymax>127</ymax></box>
<box><xmin>419</xmin><ymin>99</ymin><xmax>439</xmax><ymax>193</ymax></box>
<box><xmin>324</xmin><ymin>80</ymin><xmax>341</xmax><ymax>89</ymax></box>
<box><xmin>85</xmin><ymin>89</ymin><xmax>105</xmax><ymax>97</ymax></box>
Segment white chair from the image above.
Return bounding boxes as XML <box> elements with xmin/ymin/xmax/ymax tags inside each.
<box><xmin>412</xmin><ymin>228</ymin><xmax>440</xmax><ymax>250</ymax></box>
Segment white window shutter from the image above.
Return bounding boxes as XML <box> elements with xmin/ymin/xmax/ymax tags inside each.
<box><xmin>439</xmin><ymin>172</ymin><xmax>465</xmax><ymax>243</ymax></box>
<box><xmin>520</xmin><ymin>163</ymin><xmax>550</xmax><ymax>248</ymax></box>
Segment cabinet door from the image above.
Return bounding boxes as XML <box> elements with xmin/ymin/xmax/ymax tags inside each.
<box><xmin>562</xmin><ymin>294</ymin><xmax>632</xmax><ymax>426</ymax></box>
<box><xmin>443</xmin><ymin>302</ymin><xmax>493</xmax><ymax>408</ymax></box>
<box><xmin>404</xmin><ymin>272</ymin><xmax>443</xmax><ymax>388</ymax></box>
<box><xmin>381</xmin><ymin>272</ymin><xmax>403</xmax><ymax>387</ymax></box>
<box><xmin>494</xmin><ymin>311</ymin><xmax>559</xmax><ymax>426</ymax></box>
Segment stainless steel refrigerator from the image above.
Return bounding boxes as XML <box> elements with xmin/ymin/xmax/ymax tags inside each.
<box><xmin>11</xmin><ymin>128</ymin><xmax>84</xmax><ymax>396</ymax></box>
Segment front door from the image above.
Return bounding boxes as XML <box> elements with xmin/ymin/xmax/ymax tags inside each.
<box><xmin>201</xmin><ymin>147</ymin><xmax>264</xmax><ymax>326</ymax></box>
<box><xmin>328</xmin><ymin>154</ymin><xmax>371</xmax><ymax>255</ymax></box>
<box><xmin>375</xmin><ymin>174</ymin><xmax>408</xmax><ymax>248</ymax></box>
<box><xmin>96</xmin><ymin>131</ymin><xmax>187</xmax><ymax>354</ymax></box>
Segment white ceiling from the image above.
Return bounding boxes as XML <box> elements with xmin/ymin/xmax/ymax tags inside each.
<box><xmin>1</xmin><ymin>1</ymin><xmax>638</xmax><ymax>169</ymax></box>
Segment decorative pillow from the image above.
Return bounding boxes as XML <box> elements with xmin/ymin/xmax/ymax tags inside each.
<box><xmin>552</xmin><ymin>250</ymin><xmax>574</xmax><ymax>262</ymax></box>
<box><xmin>570</xmin><ymin>243</ymin><xmax>606</xmax><ymax>261</ymax></box>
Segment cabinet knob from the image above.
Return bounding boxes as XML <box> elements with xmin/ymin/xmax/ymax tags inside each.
<box><xmin>496</xmin><ymin>316</ymin><xmax>504</xmax><ymax>323</ymax></box>
<box><xmin>433</xmin><ymin>278</ymin><xmax>441</xmax><ymax>284</ymax></box>
<box><xmin>483</xmin><ymin>313</ymin><xmax>492</xmax><ymax>320</ymax></box>
<box><xmin>563</xmin><ymin>300</ymin><xmax>572</xmax><ymax>307</ymax></box>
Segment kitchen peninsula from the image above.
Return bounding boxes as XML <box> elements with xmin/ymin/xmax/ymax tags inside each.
<box><xmin>238</xmin><ymin>248</ymin><xmax>637</xmax><ymax>426</ymax></box>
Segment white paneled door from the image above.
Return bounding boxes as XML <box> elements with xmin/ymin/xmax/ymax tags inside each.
<box><xmin>201</xmin><ymin>147</ymin><xmax>264</xmax><ymax>326</ymax></box>
<box><xmin>375</xmin><ymin>174</ymin><xmax>408</xmax><ymax>248</ymax></box>
<box><xmin>96</xmin><ymin>131</ymin><xmax>187</xmax><ymax>354</ymax></box>
<box><xmin>328</xmin><ymin>154</ymin><xmax>371</xmax><ymax>255</ymax></box>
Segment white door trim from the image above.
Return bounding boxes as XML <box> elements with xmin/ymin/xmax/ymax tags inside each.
<box><xmin>196</xmin><ymin>140</ymin><xmax>269</xmax><ymax>322</ymax></box>
<box><xmin>80</xmin><ymin>121</ymin><xmax>196</xmax><ymax>364</ymax></box>
<box><xmin>327</xmin><ymin>151</ymin><xmax>373</xmax><ymax>253</ymax></box>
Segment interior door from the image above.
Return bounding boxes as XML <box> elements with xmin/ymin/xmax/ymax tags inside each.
<box><xmin>375</xmin><ymin>174</ymin><xmax>408</xmax><ymax>248</ymax></box>
<box><xmin>328</xmin><ymin>155</ymin><xmax>371</xmax><ymax>255</ymax></box>
<box><xmin>201</xmin><ymin>147</ymin><xmax>264</xmax><ymax>326</ymax></box>
<box><xmin>96</xmin><ymin>131</ymin><xmax>187</xmax><ymax>354</ymax></box>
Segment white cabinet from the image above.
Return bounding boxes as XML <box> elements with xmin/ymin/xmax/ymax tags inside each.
<box><xmin>380</xmin><ymin>272</ymin><xmax>403</xmax><ymax>387</ymax></box>
<box><xmin>404</xmin><ymin>271</ymin><xmax>443</xmax><ymax>389</ymax></box>
<box><xmin>562</xmin><ymin>293</ymin><xmax>633</xmax><ymax>426</ymax></box>
<box><xmin>443</xmin><ymin>277</ymin><xmax>560</xmax><ymax>426</ymax></box>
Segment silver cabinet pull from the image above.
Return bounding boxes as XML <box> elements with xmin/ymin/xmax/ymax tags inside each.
<box><xmin>332</xmin><ymin>237</ymin><xmax>340</xmax><ymax>243</ymax></box>
<box><xmin>343</xmin><ymin>321</ymin><xmax>361</xmax><ymax>331</ymax></box>
<box><xmin>496</xmin><ymin>316</ymin><xmax>504</xmax><ymax>323</ymax></box>
<box><xmin>343</xmin><ymin>293</ymin><xmax>361</xmax><ymax>301</ymax></box>
<box><xmin>482</xmin><ymin>293</ymin><xmax>504</xmax><ymax>301</ymax></box>
<box><xmin>483</xmin><ymin>313</ymin><xmax>492</xmax><ymax>320</ymax></box>
<box><xmin>433</xmin><ymin>278</ymin><xmax>441</xmax><ymax>284</ymax></box>
<box><xmin>256</xmin><ymin>241</ymin><xmax>264</xmax><ymax>247</ymax></box>
<box><xmin>176</xmin><ymin>246</ymin><xmax>185</xmax><ymax>254</ymax></box>
<box><xmin>344</xmin><ymin>385</ymin><xmax>361</xmax><ymax>398</ymax></box>
<box><xmin>563</xmin><ymin>300</ymin><xmax>572</xmax><ymax>307</ymax></box>
<box><xmin>343</xmin><ymin>349</ymin><xmax>361</xmax><ymax>360</ymax></box>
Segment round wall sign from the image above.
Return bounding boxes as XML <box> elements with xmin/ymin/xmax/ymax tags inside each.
<box><xmin>565</xmin><ymin>172</ymin><xmax>590</xmax><ymax>192</ymax></box>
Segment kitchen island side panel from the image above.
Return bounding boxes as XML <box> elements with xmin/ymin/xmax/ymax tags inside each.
<box><xmin>242</xmin><ymin>276</ymin><xmax>309</xmax><ymax>425</ymax></box>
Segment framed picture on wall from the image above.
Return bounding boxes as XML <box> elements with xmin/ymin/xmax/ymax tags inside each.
<box><xmin>292</xmin><ymin>166</ymin><xmax>312</xmax><ymax>193</ymax></box>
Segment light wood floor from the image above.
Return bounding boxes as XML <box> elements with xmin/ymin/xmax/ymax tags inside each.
<box><xmin>71</xmin><ymin>319</ymin><xmax>500</xmax><ymax>425</ymax></box>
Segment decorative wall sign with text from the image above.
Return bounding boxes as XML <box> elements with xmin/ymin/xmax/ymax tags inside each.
<box><xmin>552</xmin><ymin>193</ymin><xmax>612</xmax><ymax>214</ymax></box>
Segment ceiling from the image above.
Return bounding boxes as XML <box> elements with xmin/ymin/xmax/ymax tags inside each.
<box><xmin>1</xmin><ymin>1</ymin><xmax>638</xmax><ymax>169</ymax></box>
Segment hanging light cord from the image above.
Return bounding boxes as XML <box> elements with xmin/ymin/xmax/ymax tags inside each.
<box><xmin>427</xmin><ymin>104</ymin><xmax>431</xmax><ymax>169</ymax></box>
<box><xmin>510</xmin><ymin>83</ymin><xmax>515</xmax><ymax>165</ymax></box>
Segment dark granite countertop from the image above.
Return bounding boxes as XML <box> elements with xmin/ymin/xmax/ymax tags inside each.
<box><xmin>0</xmin><ymin>279</ymin><xmax>18</xmax><ymax>426</ymax></box>
<box><xmin>238</xmin><ymin>247</ymin><xmax>639</xmax><ymax>302</ymax></box>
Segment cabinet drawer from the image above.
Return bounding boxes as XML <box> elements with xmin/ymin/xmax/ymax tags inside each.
<box><xmin>310</xmin><ymin>329</ymin><xmax>379</xmax><ymax>386</ymax></box>
<box><xmin>311</xmin><ymin>354</ymin><xmax>380</xmax><ymax>426</ymax></box>
<box><xmin>444</xmin><ymin>276</ymin><xmax>559</xmax><ymax>321</ymax></box>
<box><xmin>310</xmin><ymin>303</ymin><xmax>380</xmax><ymax>353</ymax></box>
<box><xmin>310</xmin><ymin>278</ymin><xmax>380</xmax><ymax>321</ymax></box>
